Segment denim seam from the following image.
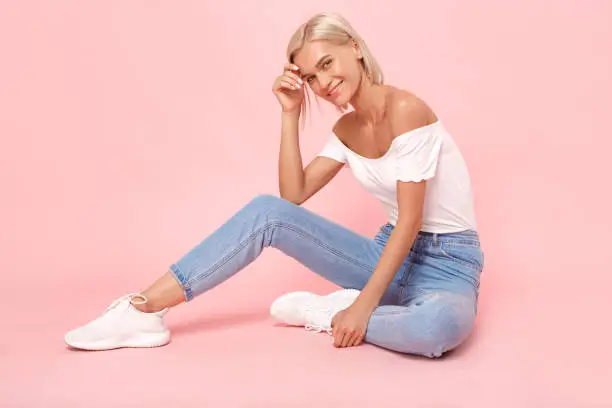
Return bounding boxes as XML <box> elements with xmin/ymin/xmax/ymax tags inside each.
<box><xmin>168</xmin><ymin>264</ymin><xmax>194</xmax><ymax>301</ymax></box>
<box><xmin>398</xmin><ymin>260</ymin><xmax>414</xmax><ymax>288</ymax></box>
<box><xmin>374</xmin><ymin>293</ymin><xmax>440</xmax><ymax>316</ymax></box>
<box><xmin>439</xmin><ymin>242</ymin><xmax>482</xmax><ymax>271</ymax></box>
<box><xmin>188</xmin><ymin>220</ymin><xmax>376</xmax><ymax>288</ymax></box>
<box><xmin>373</xmin><ymin>308</ymin><xmax>417</xmax><ymax>316</ymax></box>
<box><xmin>440</xmin><ymin>241</ymin><xmax>480</xmax><ymax>247</ymax></box>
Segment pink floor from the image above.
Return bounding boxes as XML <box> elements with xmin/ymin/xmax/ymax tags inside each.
<box><xmin>2</xmin><ymin>253</ymin><xmax>611</xmax><ymax>407</ymax></box>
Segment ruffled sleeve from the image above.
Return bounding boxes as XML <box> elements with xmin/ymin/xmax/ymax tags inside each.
<box><xmin>395</xmin><ymin>126</ymin><xmax>443</xmax><ymax>182</ymax></box>
<box><xmin>316</xmin><ymin>133</ymin><xmax>348</xmax><ymax>165</ymax></box>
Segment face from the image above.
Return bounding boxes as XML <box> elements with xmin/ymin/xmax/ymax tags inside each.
<box><xmin>292</xmin><ymin>40</ymin><xmax>364</xmax><ymax>106</ymax></box>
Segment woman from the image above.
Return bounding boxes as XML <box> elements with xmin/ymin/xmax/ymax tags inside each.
<box><xmin>65</xmin><ymin>12</ymin><xmax>484</xmax><ymax>358</ymax></box>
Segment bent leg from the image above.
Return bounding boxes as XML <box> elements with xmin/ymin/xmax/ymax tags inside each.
<box><xmin>364</xmin><ymin>292</ymin><xmax>476</xmax><ymax>358</ymax></box>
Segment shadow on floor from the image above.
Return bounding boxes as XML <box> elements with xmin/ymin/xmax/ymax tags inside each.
<box><xmin>168</xmin><ymin>309</ymin><xmax>271</xmax><ymax>336</ymax></box>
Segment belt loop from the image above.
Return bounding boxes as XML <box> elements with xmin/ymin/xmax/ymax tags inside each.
<box><xmin>433</xmin><ymin>233</ymin><xmax>438</xmax><ymax>245</ymax></box>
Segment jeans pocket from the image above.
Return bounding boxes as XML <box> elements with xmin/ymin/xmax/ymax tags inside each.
<box><xmin>439</xmin><ymin>242</ymin><xmax>484</xmax><ymax>272</ymax></box>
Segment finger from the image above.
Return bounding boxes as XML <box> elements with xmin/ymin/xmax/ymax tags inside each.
<box><xmin>341</xmin><ymin>330</ymin><xmax>353</xmax><ymax>348</ymax></box>
<box><xmin>348</xmin><ymin>332</ymin><xmax>360</xmax><ymax>347</ymax></box>
<box><xmin>279</xmin><ymin>80</ymin><xmax>299</xmax><ymax>91</ymax></box>
<box><xmin>351</xmin><ymin>332</ymin><xmax>364</xmax><ymax>347</ymax></box>
<box><xmin>334</xmin><ymin>330</ymin><xmax>346</xmax><ymax>348</ymax></box>
<box><xmin>273</xmin><ymin>76</ymin><xmax>298</xmax><ymax>91</ymax></box>
<box><xmin>331</xmin><ymin>312</ymin><xmax>342</xmax><ymax>338</ymax></box>
<box><xmin>283</xmin><ymin>70</ymin><xmax>304</xmax><ymax>86</ymax></box>
<box><xmin>277</xmin><ymin>75</ymin><xmax>301</xmax><ymax>90</ymax></box>
<box><xmin>347</xmin><ymin>332</ymin><xmax>358</xmax><ymax>347</ymax></box>
<box><xmin>281</xmin><ymin>74</ymin><xmax>302</xmax><ymax>89</ymax></box>
<box><xmin>284</xmin><ymin>62</ymin><xmax>300</xmax><ymax>73</ymax></box>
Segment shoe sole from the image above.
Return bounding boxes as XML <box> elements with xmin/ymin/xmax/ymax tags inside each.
<box><xmin>65</xmin><ymin>331</ymin><xmax>171</xmax><ymax>351</ymax></box>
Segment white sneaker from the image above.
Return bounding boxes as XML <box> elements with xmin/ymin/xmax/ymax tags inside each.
<box><xmin>269</xmin><ymin>289</ymin><xmax>361</xmax><ymax>335</ymax></box>
<box><xmin>64</xmin><ymin>293</ymin><xmax>171</xmax><ymax>351</ymax></box>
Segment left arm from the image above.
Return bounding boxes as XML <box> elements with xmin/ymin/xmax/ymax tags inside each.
<box><xmin>355</xmin><ymin>180</ymin><xmax>426</xmax><ymax>310</ymax></box>
<box><xmin>357</xmin><ymin>94</ymin><xmax>436</xmax><ymax>309</ymax></box>
<box><xmin>331</xmin><ymin>180</ymin><xmax>427</xmax><ymax>347</ymax></box>
<box><xmin>331</xmin><ymin>93</ymin><xmax>436</xmax><ymax>348</ymax></box>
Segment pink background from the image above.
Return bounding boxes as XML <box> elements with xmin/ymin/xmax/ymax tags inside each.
<box><xmin>1</xmin><ymin>1</ymin><xmax>611</xmax><ymax>407</ymax></box>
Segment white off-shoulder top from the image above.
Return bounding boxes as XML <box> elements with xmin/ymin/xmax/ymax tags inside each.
<box><xmin>317</xmin><ymin>120</ymin><xmax>478</xmax><ymax>233</ymax></box>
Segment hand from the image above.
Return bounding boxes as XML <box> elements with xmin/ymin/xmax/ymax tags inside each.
<box><xmin>330</xmin><ymin>303</ymin><xmax>373</xmax><ymax>348</ymax></box>
<box><xmin>272</xmin><ymin>63</ymin><xmax>305</xmax><ymax>113</ymax></box>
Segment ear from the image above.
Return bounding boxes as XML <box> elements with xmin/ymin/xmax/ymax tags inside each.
<box><xmin>351</xmin><ymin>39</ymin><xmax>363</xmax><ymax>60</ymax></box>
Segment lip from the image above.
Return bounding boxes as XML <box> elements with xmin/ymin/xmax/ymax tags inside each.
<box><xmin>328</xmin><ymin>81</ymin><xmax>343</xmax><ymax>98</ymax></box>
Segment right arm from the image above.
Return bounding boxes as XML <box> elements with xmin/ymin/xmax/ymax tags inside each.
<box><xmin>273</xmin><ymin>63</ymin><xmax>344</xmax><ymax>205</ymax></box>
<box><xmin>278</xmin><ymin>111</ymin><xmax>343</xmax><ymax>205</ymax></box>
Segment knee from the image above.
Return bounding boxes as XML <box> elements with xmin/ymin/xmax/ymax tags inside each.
<box><xmin>403</xmin><ymin>293</ymin><xmax>476</xmax><ymax>358</ymax></box>
<box><xmin>244</xmin><ymin>194</ymin><xmax>285</xmax><ymax>214</ymax></box>
<box><xmin>247</xmin><ymin>194</ymin><xmax>292</xmax><ymax>208</ymax></box>
<box><xmin>242</xmin><ymin>194</ymin><xmax>296</xmax><ymax>224</ymax></box>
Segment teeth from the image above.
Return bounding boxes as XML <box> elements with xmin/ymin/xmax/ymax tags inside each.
<box><xmin>329</xmin><ymin>81</ymin><xmax>342</xmax><ymax>96</ymax></box>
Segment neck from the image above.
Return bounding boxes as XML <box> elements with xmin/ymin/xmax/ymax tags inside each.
<box><xmin>349</xmin><ymin>74</ymin><xmax>387</xmax><ymax>124</ymax></box>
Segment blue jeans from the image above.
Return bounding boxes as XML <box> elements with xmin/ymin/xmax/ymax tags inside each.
<box><xmin>169</xmin><ymin>194</ymin><xmax>484</xmax><ymax>358</ymax></box>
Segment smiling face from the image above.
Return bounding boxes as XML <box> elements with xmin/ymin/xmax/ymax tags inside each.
<box><xmin>292</xmin><ymin>40</ymin><xmax>364</xmax><ymax>107</ymax></box>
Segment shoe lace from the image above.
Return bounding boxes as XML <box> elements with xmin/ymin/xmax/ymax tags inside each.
<box><xmin>303</xmin><ymin>305</ymin><xmax>333</xmax><ymax>335</ymax></box>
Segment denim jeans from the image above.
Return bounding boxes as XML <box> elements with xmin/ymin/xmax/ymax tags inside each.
<box><xmin>169</xmin><ymin>194</ymin><xmax>484</xmax><ymax>358</ymax></box>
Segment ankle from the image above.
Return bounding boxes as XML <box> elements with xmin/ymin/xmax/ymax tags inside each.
<box><xmin>129</xmin><ymin>295</ymin><xmax>162</xmax><ymax>313</ymax></box>
<box><xmin>132</xmin><ymin>301</ymin><xmax>153</xmax><ymax>313</ymax></box>
<box><xmin>134</xmin><ymin>302</ymin><xmax>167</xmax><ymax>313</ymax></box>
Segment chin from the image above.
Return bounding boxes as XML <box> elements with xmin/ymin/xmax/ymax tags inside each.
<box><xmin>335</xmin><ymin>93</ymin><xmax>352</xmax><ymax>108</ymax></box>
<box><xmin>329</xmin><ymin>91</ymin><xmax>351</xmax><ymax>108</ymax></box>
<box><xmin>334</xmin><ymin>99</ymin><xmax>350</xmax><ymax>109</ymax></box>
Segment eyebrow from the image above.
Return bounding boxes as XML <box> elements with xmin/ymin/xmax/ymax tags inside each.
<box><xmin>301</xmin><ymin>54</ymin><xmax>331</xmax><ymax>78</ymax></box>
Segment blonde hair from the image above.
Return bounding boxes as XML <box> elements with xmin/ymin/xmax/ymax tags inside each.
<box><xmin>286</xmin><ymin>12</ymin><xmax>384</xmax><ymax>126</ymax></box>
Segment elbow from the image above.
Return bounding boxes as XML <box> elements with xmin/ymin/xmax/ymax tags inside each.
<box><xmin>284</xmin><ymin>196</ymin><xmax>304</xmax><ymax>206</ymax></box>
<box><xmin>279</xmin><ymin>190</ymin><xmax>304</xmax><ymax>205</ymax></box>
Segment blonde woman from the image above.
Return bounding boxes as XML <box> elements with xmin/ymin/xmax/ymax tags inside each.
<box><xmin>65</xmin><ymin>12</ymin><xmax>484</xmax><ymax>358</ymax></box>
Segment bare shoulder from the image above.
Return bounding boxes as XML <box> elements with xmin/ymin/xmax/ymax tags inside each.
<box><xmin>386</xmin><ymin>88</ymin><xmax>438</xmax><ymax>135</ymax></box>
<box><xmin>332</xmin><ymin>111</ymin><xmax>356</xmax><ymax>141</ymax></box>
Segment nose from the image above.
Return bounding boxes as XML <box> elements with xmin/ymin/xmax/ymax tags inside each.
<box><xmin>316</xmin><ymin>73</ymin><xmax>333</xmax><ymax>92</ymax></box>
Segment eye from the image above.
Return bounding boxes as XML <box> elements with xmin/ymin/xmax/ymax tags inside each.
<box><xmin>306</xmin><ymin>76</ymin><xmax>315</xmax><ymax>84</ymax></box>
<box><xmin>323</xmin><ymin>59</ymin><xmax>332</xmax><ymax>69</ymax></box>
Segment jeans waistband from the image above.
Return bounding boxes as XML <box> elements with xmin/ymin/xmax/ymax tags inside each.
<box><xmin>379</xmin><ymin>223</ymin><xmax>480</xmax><ymax>244</ymax></box>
